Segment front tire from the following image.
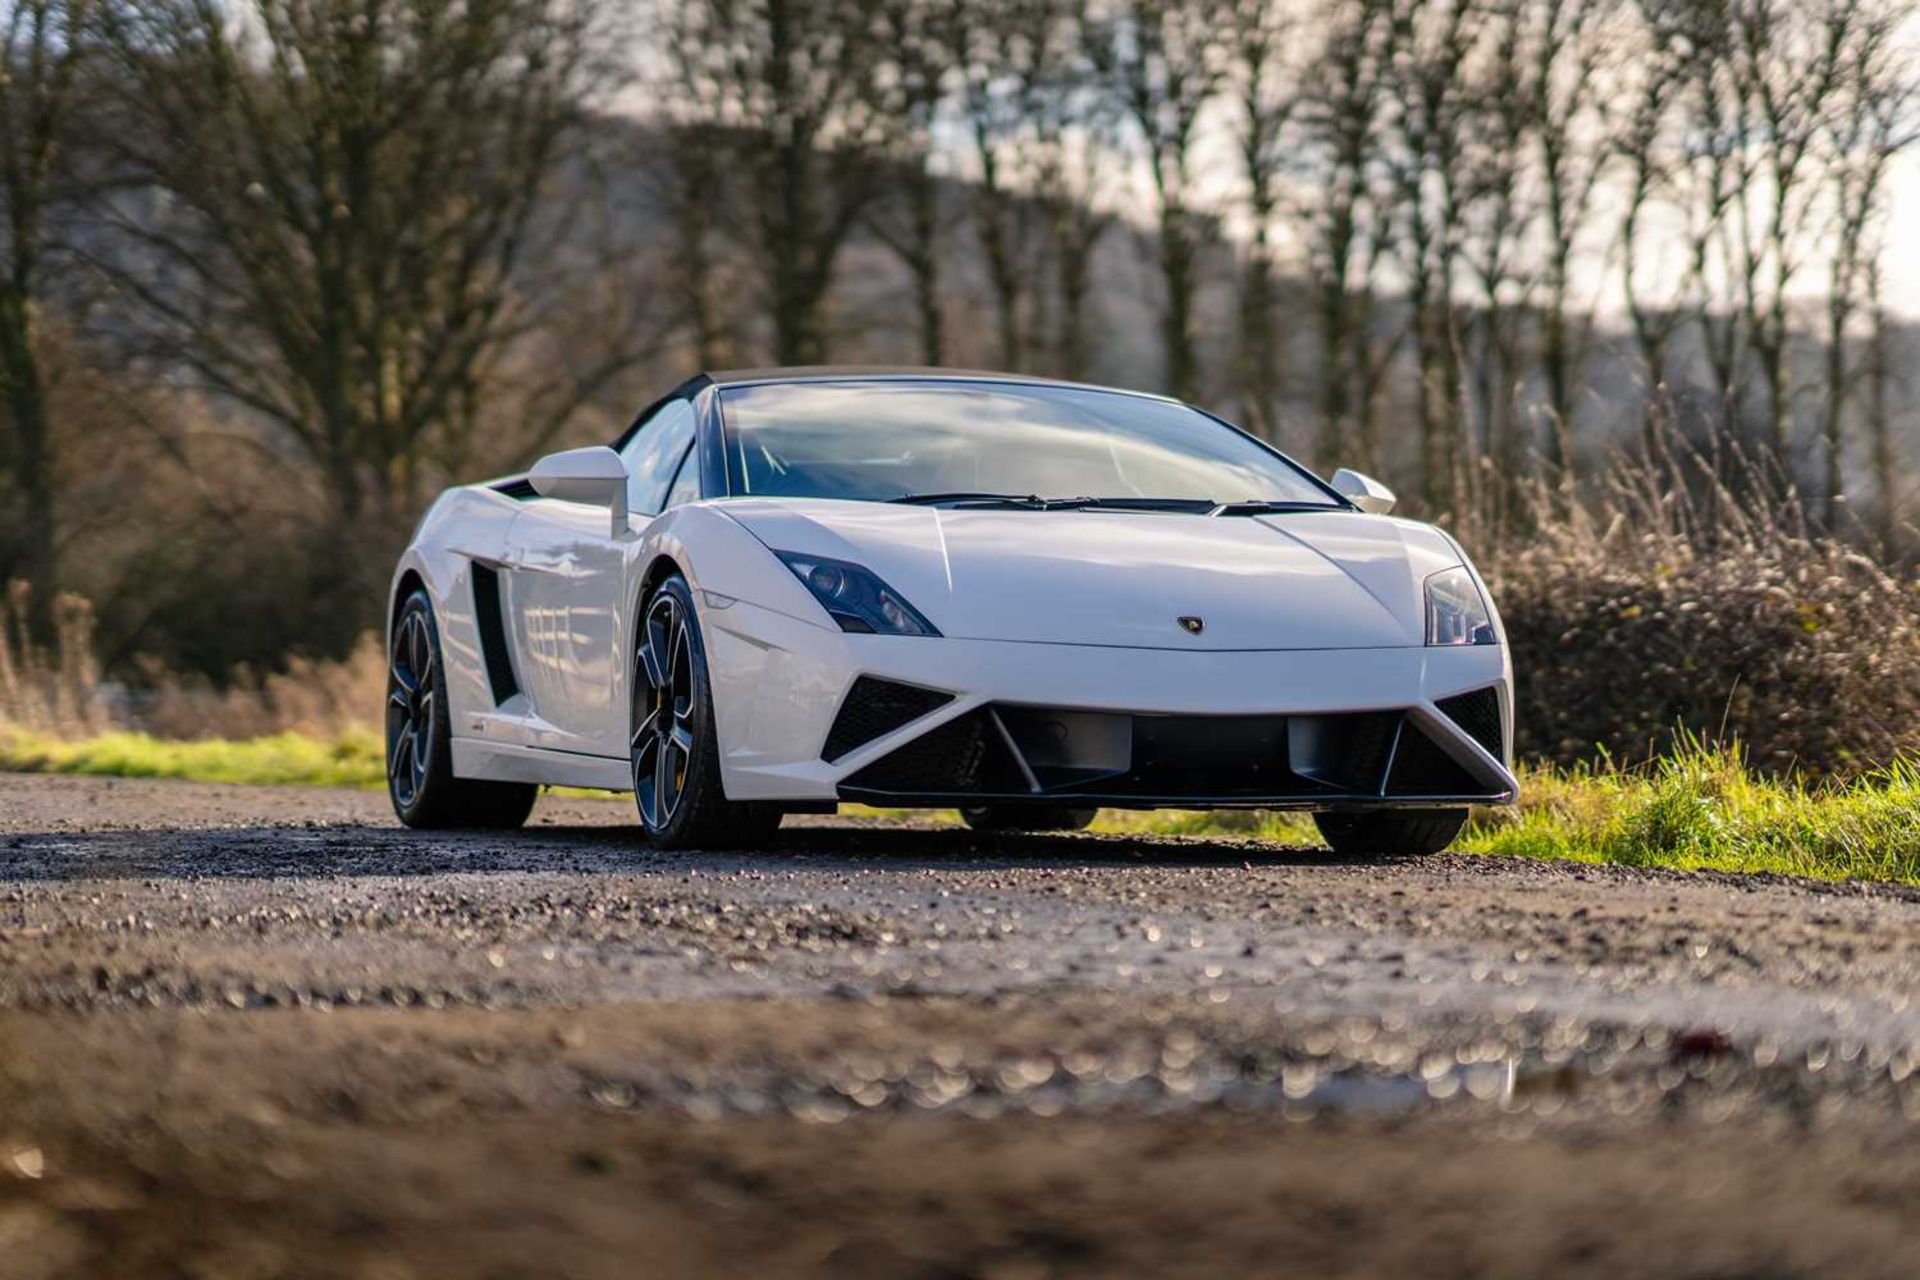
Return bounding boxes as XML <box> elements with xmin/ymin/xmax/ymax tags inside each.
<box><xmin>959</xmin><ymin>805</ymin><xmax>1098</xmax><ymax>834</ymax></box>
<box><xmin>630</xmin><ymin>575</ymin><xmax>783</xmax><ymax>850</ymax></box>
<box><xmin>1314</xmin><ymin>808</ymin><xmax>1467</xmax><ymax>857</ymax></box>
<box><xmin>386</xmin><ymin>589</ymin><xmax>538</xmax><ymax>829</ymax></box>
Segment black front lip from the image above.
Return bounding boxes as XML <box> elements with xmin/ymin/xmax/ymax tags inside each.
<box><xmin>836</xmin><ymin>787</ymin><xmax>1515</xmax><ymax>812</ymax></box>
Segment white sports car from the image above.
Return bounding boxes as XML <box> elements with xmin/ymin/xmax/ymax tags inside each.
<box><xmin>387</xmin><ymin>369</ymin><xmax>1516</xmax><ymax>852</ymax></box>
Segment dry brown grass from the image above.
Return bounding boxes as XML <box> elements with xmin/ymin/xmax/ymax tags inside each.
<box><xmin>1</xmin><ymin>580</ymin><xmax>380</xmax><ymax>741</ymax></box>
<box><xmin>1481</xmin><ymin>440</ymin><xmax>1920</xmax><ymax>777</ymax></box>
<box><xmin>0</xmin><ymin>581</ymin><xmax>109</xmax><ymax>737</ymax></box>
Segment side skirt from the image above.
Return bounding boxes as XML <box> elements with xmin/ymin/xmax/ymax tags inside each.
<box><xmin>450</xmin><ymin>738</ymin><xmax>631</xmax><ymax>791</ymax></box>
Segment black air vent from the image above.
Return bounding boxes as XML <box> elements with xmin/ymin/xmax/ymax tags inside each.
<box><xmin>470</xmin><ymin>563</ymin><xmax>519</xmax><ymax>704</ymax></box>
<box><xmin>822</xmin><ymin>677</ymin><xmax>954</xmax><ymax>762</ymax></box>
<box><xmin>841</xmin><ymin>709</ymin><xmax>1027</xmax><ymax>793</ymax></box>
<box><xmin>1436</xmin><ymin>687</ymin><xmax>1503</xmax><ymax>760</ymax></box>
<box><xmin>1385</xmin><ymin>722</ymin><xmax>1481</xmax><ymax>796</ymax></box>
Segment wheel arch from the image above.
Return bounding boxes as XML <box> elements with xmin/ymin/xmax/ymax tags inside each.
<box><xmin>390</xmin><ymin>568</ymin><xmax>428</xmax><ymax>636</ymax></box>
<box><xmin>636</xmin><ymin>553</ymin><xmax>685</xmax><ymax>612</ymax></box>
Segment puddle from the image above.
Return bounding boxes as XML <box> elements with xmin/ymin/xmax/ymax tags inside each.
<box><xmin>1307</xmin><ymin>1060</ymin><xmax>1515</xmax><ymax>1111</ymax></box>
<box><xmin>585</xmin><ymin>1057</ymin><xmax>1523</xmax><ymax>1122</ymax></box>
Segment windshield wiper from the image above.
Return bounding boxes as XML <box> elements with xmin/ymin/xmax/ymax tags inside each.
<box><xmin>1036</xmin><ymin>496</ymin><xmax>1215</xmax><ymax>513</ymax></box>
<box><xmin>1208</xmin><ymin>499</ymin><xmax>1341</xmax><ymax>517</ymax></box>
<box><xmin>891</xmin><ymin>493</ymin><xmax>1217</xmax><ymax>513</ymax></box>
<box><xmin>890</xmin><ymin>491</ymin><xmax>1049</xmax><ymax>509</ymax></box>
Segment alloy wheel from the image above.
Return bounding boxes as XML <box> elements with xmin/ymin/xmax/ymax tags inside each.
<box><xmin>386</xmin><ymin>610</ymin><xmax>435</xmax><ymax>808</ymax></box>
<box><xmin>633</xmin><ymin>591</ymin><xmax>696</xmax><ymax>828</ymax></box>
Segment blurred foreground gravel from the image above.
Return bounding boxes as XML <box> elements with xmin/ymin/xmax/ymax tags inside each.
<box><xmin>1</xmin><ymin>773</ymin><xmax>1917</xmax><ymax>1279</ymax></box>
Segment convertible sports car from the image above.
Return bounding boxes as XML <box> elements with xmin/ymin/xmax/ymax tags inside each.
<box><xmin>387</xmin><ymin>368</ymin><xmax>1516</xmax><ymax>852</ymax></box>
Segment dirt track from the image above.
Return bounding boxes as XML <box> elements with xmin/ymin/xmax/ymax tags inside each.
<box><xmin>2</xmin><ymin>772</ymin><xmax>1917</xmax><ymax>1279</ymax></box>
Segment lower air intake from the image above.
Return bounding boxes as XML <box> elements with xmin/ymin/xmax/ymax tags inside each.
<box><xmin>1436</xmin><ymin>686</ymin><xmax>1503</xmax><ymax>760</ymax></box>
<box><xmin>821</xmin><ymin>677</ymin><xmax>955</xmax><ymax>763</ymax></box>
<box><xmin>840</xmin><ymin>709</ymin><xmax>1028</xmax><ymax>793</ymax></box>
<box><xmin>1386</xmin><ymin>723</ymin><xmax>1483</xmax><ymax>795</ymax></box>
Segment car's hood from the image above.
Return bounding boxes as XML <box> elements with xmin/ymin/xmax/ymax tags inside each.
<box><xmin>719</xmin><ymin>498</ymin><xmax>1465</xmax><ymax>650</ymax></box>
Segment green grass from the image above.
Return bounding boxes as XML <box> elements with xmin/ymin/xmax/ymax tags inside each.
<box><xmin>4</xmin><ymin>728</ymin><xmax>1915</xmax><ymax>885</ymax></box>
<box><xmin>0</xmin><ymin>728</ymin><xmax>387</xmax><ymax>788</ymax></box>
<box><xmin>1107</xmin><ymin>738</ymin><xmax>1920</xmax><ymax>884</ymax></box>
<box><xmin>1456</xmin><ymin>742</ymin><xmax>1920</xmax><ymax>884</ymax></box>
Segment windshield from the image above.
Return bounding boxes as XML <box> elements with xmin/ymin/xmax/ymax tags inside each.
<box><xmin>716</xmin><ymin>379</ymin><xmax>1343</xmax><ymax>507</ymax></box>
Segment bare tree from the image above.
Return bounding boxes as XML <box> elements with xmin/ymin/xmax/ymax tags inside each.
<box><xmin>1023</xmin><ymin>0</ymin><xmax>1114</xmax><ymax>379</ymax></box>
<box><xmin>94</xmin><ymin>0</ymin><xmax>609</xmax><ymax>527</ymax></box>
<box><xmin>1863</xmin><ymin>258</ymin><xmax>1901</xmax><ymax>549</ymax></box>
<box><xmin>654</xmin><ymin>118</ymin><xmax>740</xmax><ymax>372</ymax></box>
<box><xmin>1296</xmin><ymin>0</ymin><xmax>1393</xmax><ymax>473</ymax></box>
<box><xmin>1723</xmin><ymin>0</ymin><xmax>1850</xmax><ymax>472</ymax></box>
<box><xmin>1616</xmin><ymin>0</ymin><xmax>1696</xmax><ymax>403</ymax></box>
<box><xmin>1817</xmin><ymin>0</ymin><xmax>1915</xmax><ymax>524</ymax></box>
<box><xmin>948</xmin><ymin>0</ymin><xmax>1058</xmax><ymax>372</ymax></box>
<box><xmin>1088</xmin><ymin>0</ymin><xmax>1227</xmax><ymax>403</ymax></box>
<box><xmin>1456</xmin><ymin>0</ymin><xmax>1534</xmax><ymax>518</ymax></box>
<box><xmin>1380</xmin><ymin>0</ymin><xmax>1482</xmax><ymax>510</ymax></box>
<box><xmin>865</xmin><ymin>0</ymin><xmax>955</xmax><ymax>365</ymax></box>
<box><xmin>673</xmin><ymin>0</ymin><xmax>887</xmax><ymax>366</ymax></box>
<box><xmin>651</xmin><ymin>20</ymin><xmax>745</xmax><ymax>372</ymax></box>
<box><xmin>1227</xmin><ymin>0</ymin><xmax>1300</xmax><ymax>439</ymax></box>
<box><xmin>0</xmin><ymin>0</ymin><xmax>95</xmax><ymax>635</ymax></box>
<box><xmin>1524</xmin><ymin>0</ymin><xmax>1612</xmax><ymax>484</ymax></box>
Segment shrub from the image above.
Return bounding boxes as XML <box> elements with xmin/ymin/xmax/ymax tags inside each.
<box><xmin>1484</xmin><ymin>454</ymin><xmax>1920</xmax><ymax>777</ymax></box>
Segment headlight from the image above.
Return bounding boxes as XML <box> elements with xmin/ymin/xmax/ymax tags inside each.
<box><xmin>776</xmin><ymin>552</ymin><xmax>941</xmax><ymax>637</ymax></box>
<box><xmin>1425</xmin><ymin>565</ymin><xmax>1497</xmax><ymax>646</ymax></box>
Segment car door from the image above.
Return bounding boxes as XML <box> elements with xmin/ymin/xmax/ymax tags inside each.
<box><xmin>504</xmin><ymin>396</ymin><xmax>700</xmax><ymax>758</ymax></box>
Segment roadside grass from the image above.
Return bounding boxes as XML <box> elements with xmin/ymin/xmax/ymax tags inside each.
<box><xmin>3</xmin><ymin>729</ymin><xmax>1914</xmax><ymax>885</ymax></box>
<box><xmin>1113</xmin><ymin>739</ymin><xmax>1920</xmax><ymax>885</ymax></box>
<box><xmin>0</xmin><ymin>727</ymin><xmax>386</xmax><ymax>788</ymax></box>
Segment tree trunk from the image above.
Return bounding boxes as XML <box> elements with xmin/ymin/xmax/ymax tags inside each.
<box><xmin>908</xmin><ymin>165</ymin><xmax>944</xmax><ymax>366</ymax></box>
<box><xmin>1238</xmin><ymin>226</ymin><xmax>1277</xmax><ymax>440</ymax></box>
<box><xmin>1822</xmin><ymin>291</ymin><xmax>1848</xmax><ymax>529</ymax></box>
<box><xmin>1160</xmin><ymin>202</ymin><xmax>1198</xmax><ymax>402</ymax></box>
<box><xmin>1315</xmin><ymin>273</ymin><xmax>1350</xmax><ymax>473</ymax></box>
<box><xmin>0</xmin><ymin>289</ymin><xmax>55</xmax><ymax>640</ymax></box>
<box><xmin>1868</xmin><ymin>274</ymin><xmax>1895</xmax><ymax>550</ymax></box>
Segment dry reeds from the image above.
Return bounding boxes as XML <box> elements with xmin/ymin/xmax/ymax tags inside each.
<box><xmin>1480</xmin><ymin>429</ymin><xmax>1920</xmax><ymax>777</ymax></box>
<box><xmin>1</xmin><ymin>580</ymin><xmax>381</xmax><ymax>742</ymax></box>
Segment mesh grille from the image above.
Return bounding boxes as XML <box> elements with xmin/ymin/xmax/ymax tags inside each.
<box><xmin>1386</xmin><ymin>723</ymin><xmax>1482</xmax><ymax>795</ymax></box>
<box><xmin>821</xmin><ymin>677</ymin><xmax>954</xmax><ymax>763</ymax></box>
<box><xmin>1337</xmin><ymin>712</ymin><xmax>1402</xmax><ymax>793</ymax></box>
<box><xmin>841</xmin><ymin>709</ymin><xmax>1026</xmax><ymax>793</ymax></box>
<box><xmin>1436</xmin><ymin>687</ymin><xmax>1503</xmax><ymax>760</ymax></box>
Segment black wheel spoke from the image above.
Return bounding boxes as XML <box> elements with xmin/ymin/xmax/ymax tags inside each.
<box><xmin>387</xmin><ymin>608</ymin><xmax>439</xmax><ymax>809</ymax></box>
<box><xmin>408</xmin><ymin>616</ymin><xmax>428</xmax><ymax>681</ymax></box>
<box><xmin>631</xmin><ymin>707</ymin><xmax>659</xmax><ymax>749</ymax></box>
<box><xmin>655</xmin><ymin>728</ymin><xmax>677</xmax><ymax>816</ymax></box>
<box><xmin>633</xmin><ymin>589</ymin><xmax>700</xmax><ymax>832</ymax></box>
<box><xmin>390</xmin><ymin>726</ymin><xmax>412</xmax><ymax>781</ymax></box>
<box><xmin>634</xmin><ymin>734</ymin><xmax>660</xmax><ymax>826</ymax></box>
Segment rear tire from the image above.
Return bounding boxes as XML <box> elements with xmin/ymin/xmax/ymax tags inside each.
<box><xmin>1314</xmin><ymin>808</ymin><xmax>1467</xmax><ymax>857</ymax></box>
<box><xmin>631</xmin><ymin>575</ymin><xmax>783</xmax><ymax>850</ymax></box>
<box><xmin>387</xmin><ymin>589</ymin><xmax>538</xmax><ymax>830</ymax></box>
<box><xmin>959</xmin><ymin>805</ymin><xmax>1098</xmax><ymax>834</ymax></box>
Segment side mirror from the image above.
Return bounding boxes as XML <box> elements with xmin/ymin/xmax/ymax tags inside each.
<box><xmin>1330</xmin><ymin>468</ymin><xmax>1396</xmax><ymax>515</ymax></box>
<box><xmin>529</xmin><ymin>445</ymin><xmax>629</xmax><ymax>536</ymax></box>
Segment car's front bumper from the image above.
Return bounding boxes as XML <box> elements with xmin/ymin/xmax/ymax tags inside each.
<box><xmin>702</xmin><ymin>598</ymin><xmax>1516</xmax><ymax>808</ymax></box>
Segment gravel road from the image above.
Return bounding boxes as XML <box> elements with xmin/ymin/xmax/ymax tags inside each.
<box><xmin>2</xmin><ymin>772</ymin><xmax>1917</xmax><ymax>1279</ymax></box>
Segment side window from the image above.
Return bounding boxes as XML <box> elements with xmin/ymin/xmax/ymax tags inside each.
<box><xmin>619</xmin><ymin>398</ymin><xmax>698</xmax><ymax>515</ymax></box>
<box><xmin>663</xmin><ymin>446</ymin><xmax>701</xmax><ymax>509</ymax></box>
